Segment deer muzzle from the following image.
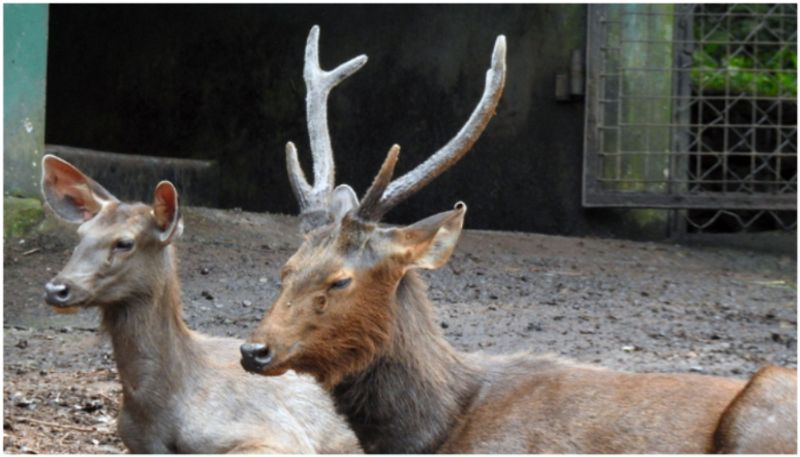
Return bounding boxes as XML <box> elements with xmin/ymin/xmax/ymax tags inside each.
<box><xmin>240</xmin><ymin>342</ymin><xmax>274</xmax><ymax>373</ymax></box>
<box><xmin>44</xmin><ymin>277</ymin><xmax>91</xmax><ymax>309</ymax></box>
<box><xmin>44</xmin><ymin>279</ymin><xmax>75</xmax><ymax>307</ymax></box>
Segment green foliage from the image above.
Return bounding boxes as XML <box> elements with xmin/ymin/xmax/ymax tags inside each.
<box><xmin>690</xmin><ymin>5</ymin><xmax>797</xmax><ymax>96</ymax></box>
<box><xmin>4</xmin><ymin>196</ymin><xmax>43</xmax><ymax>239</ymax></box>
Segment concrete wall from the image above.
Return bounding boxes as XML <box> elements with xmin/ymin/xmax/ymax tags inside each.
<box><xmin>4</xmin><ymin>4</ymin><xmax>48</xmax><ymax>197</ymax></box>
<box><xmin>45</xmin><ymin>4</ymin><xmax>656</xmax><ymax>237</ymax></box>
<box><xmin>45</xmin><ymin>145</ymin><xmax>220</xmax><ymax>207</ymax></box>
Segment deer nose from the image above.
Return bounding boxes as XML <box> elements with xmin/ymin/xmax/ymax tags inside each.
<box><xmin>240</xmin><ymin>342</ymin><xmax>273</xmax><ymax>373</ymax></box>
<box><xmin>44</xmin><ymin>280</ymin><xmax>72</xmax><ymax>306</ymax></box>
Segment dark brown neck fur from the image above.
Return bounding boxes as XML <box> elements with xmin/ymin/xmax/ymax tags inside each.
<box><xmin>332</xmin><ymin>272</ymin><xmax>481</xmax><ymax>453</ymax></box>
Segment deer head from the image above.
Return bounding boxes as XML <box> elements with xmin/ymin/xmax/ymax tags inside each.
<box><xmin>241</xmin><ymin>26</ymin><xmax>506</xmax><ymax>388</ymax></box>
<box><xmin>41</xmin><ymin>155</ymin><xmax>182</xmax><ymax>311</ymax></box>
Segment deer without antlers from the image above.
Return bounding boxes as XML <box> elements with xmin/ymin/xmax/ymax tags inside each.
<box><xmin>242</xmin><ymin>26</ymin><xmax>797</xmax><ymax>453</ymax></box>
<box><xmin>41</xmin><ymin>155</ymin><xmax>361</xmax><ymax>454</ymax></box>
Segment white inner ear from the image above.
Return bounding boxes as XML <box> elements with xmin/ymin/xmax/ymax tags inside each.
<box><xmin>412</xmin><ymin>223</ymin><xmax>462</xmax><ymax>270</ymax></box>
<box><xmin>41</xmin><ymin>155</ymin><xmax>121</xmax><ymax>224</ymax></box>
<box><xmin>152</xmin><ymin>206</ymin><xmax>181</xmax><ymax>244</ymax></box>
<box><xmin>329</xmin><ymin>184</ymin><xmax>359</xmax><ymax>222</ymax></box>
<box><xmin>43</xmin><ymin>176</ymin><xmax>105</xmax><ymax>223</ymax></box>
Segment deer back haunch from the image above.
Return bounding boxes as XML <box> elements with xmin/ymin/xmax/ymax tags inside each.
<box><xmin>41</xmin><ymin>155</ymin><xmax>361</xmax><ymax>454</ymax></box>
<box><xmin>242</xmin><ymin>26</ymin><xmax>797</xmax><ymax>454</ymax></box>
<box><xmin>714</xmin><ymin>365</ymin><xmax>797</xmax><ymax>454</ymax></box>
<box><xmin>440</xmin><ymin>354</ymin><xmax>746</xmax><ymax>453</ymax></box>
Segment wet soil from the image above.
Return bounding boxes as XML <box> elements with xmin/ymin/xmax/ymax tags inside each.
<box><xmin>4</xmin><ymin>207</ymin><xmax>797</xmax><ymax>453</ymax></box>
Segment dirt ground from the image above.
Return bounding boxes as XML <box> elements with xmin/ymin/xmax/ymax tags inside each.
<box><xmin>3</xmin><ymin>207</ymin><xmax>797</xmax><ymax>454</ymax></box>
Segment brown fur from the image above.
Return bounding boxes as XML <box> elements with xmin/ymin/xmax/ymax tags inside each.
<box><xmin>250</xmin><ymin>220</ymin><xmax>399</xmax><ymax>389</ymax></box>
<box><xmin>248</xmin><ymin>25</ymin><xmax>794</xmax><ymax>452</ymax></box>
<box><xmin>247</xmin><ymin>214</ymin><xmax>797</xmax><ymax>453</ymax></box>
<box><xmin>41</xmin><ymin>156</ymin><xmax>361</xmax><ymax>453</ymax></box>
<box><xmin>52</xmin><ymin>205</ymin><xmax>361</xmax><ymax>453</ymax></box>
<box><xmin>714</xmin><ymin>366</ymin><xmax>797</xmax><ymax>454</ymax></box>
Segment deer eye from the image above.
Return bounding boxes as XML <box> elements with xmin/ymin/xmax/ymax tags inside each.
<box><xmin>113</xmin><ymin>238</ymin><xmax>135</xmax><ymax>251</ymax></box>
<box><xmin>329</xmin><ymin>278</ymin><xmax>352</xmax><ymax>290</ymax></box>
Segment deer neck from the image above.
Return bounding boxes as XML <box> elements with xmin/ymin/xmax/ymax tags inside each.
<box><xmin>333</xmin><ymin>271</ymin><xmax>481</xmax><ymax>453</ymax></box>
<box><xmin>101</xmin><ymin>247</ymin><xmax>200</xmax><ymax>409</ymax></box>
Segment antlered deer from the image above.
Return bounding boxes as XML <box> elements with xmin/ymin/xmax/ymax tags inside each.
<box><xmin>241</xmin><ymin>26</ymin><xmax>797</xmax><ymax>453</ymax></box>
<box><xmin>41</xmin><ymin>155</ymin><xmax>361</xmax><ymax>454</ymax></box>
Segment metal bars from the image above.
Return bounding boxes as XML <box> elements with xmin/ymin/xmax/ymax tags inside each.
<box><xmin>583</xmin><ymin>4</ymin><xmax>797</xmax><ymax>226</ymax></box>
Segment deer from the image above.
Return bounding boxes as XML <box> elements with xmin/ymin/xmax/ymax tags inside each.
<box><xmin>240</xmin><ymin>26</ymin><xmax>797</xmax><ymax>454</ymax></box>
<box><xmin>714</xmin><ymin>365</ymin><xmax>797</xmax><ymax>453</ymax></box>
<box><xmin>40</xmin><ymin>154</ymin><xmax>362</xmax><ymax>454</ymax></box>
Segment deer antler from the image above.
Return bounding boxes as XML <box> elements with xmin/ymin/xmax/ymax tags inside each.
<box><xmin>286</xmin><ymin>25</ymin><xmax>368</xmax><ymax>228</ymax></box>
<box><xmin>357</xmin><ymin>35</ymin><xmax>507</xmax><ymax>221</ymax></box>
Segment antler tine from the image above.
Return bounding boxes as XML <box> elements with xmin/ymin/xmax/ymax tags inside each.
<box><xmin>285</xmin><ymin>141</ymin><xmax>312</xmax><ymax>209</ymax></box>
<box><xmin>291</xmin><ymin>25</ymin><xmax>368</xmax><ymax>213</ymax></box>
<box><xmin>356</xmin><ymin>144</ymin><xmax>400</xmax><ymax>220</ymax></box>
<box><xmin>363</xmin><ymin>35</ymin><xmax>507</xmax><ymax>221</ymax></box>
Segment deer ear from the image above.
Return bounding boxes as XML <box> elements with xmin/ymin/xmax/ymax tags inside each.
<box><xmin>152</xmin><ymin>181</ymin><xmax>182</xmax><ymax>244</ymax></box>
<box><xmin>329</xmin><ymin>184</ymin><xmax>359</xmax><ymax>222</ymax></box>
<box><xmin>41</xmin><ymin>154</ymin><xmax>118</xmax><ymax>223</ymax></box>
<box><xmin>394</xmin><ymin>202</ymin><xmax>467</xmax><ymax>270</ymax></box>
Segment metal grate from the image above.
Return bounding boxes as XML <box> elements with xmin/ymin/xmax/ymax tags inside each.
<box><xmin>584</xmin><ymin>4</ymin><xmax>797</xmax><ymax>232</ymax></box>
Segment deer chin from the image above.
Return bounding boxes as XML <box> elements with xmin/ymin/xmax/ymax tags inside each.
<box><xmin>45</xmin><ymin>295</ymin><xmax>93</xmax><ymax>313</ymax></box>
<box><xmin>49</xmin><ymin>304</ymin><xmax>82</xmax><ymax>315</ymax></box>
<box><xmin>259</xmin><ymin>364</ymin><xmax>292</xmax><ymax>377</ymax></box>
<box><xmin>245</xmin><ymin>353</ymin><xmax>294</xmax><ymax>377</ymax></box>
